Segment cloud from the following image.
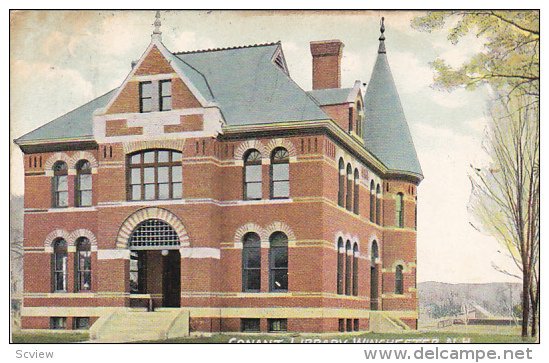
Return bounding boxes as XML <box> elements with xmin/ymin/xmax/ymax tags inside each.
<box><xmin>414</xmin><ymin>123</ymin><xmax>517</xmax><ymax>283</ymax></box>
<box><xmin>428</xmin><ymin>88</ymin><xmax>468</xmax><ymax>108</ymax></box>
<box><xmin>11</xmin><ymin>60</ymin><xmax>94</xmax><ymax>136</ymax></box>
<box><xmin>389</xmin><ymin>50</ymin><xmax>433</xmax><ymax>94</ymax></box>
<box><xmin>433</xmin><ymin>33</ymin><xmax>486</xmax><ymax>68</ymax></box>
<box><xmin>169</xmin><ymin>31</ymin><xmax>216</xmax><ymax>52</ymax></box>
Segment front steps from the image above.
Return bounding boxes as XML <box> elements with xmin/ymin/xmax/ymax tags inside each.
<box><xmin>90</xmin><ymin>308</ymin><xmax>189</xmax><ymax>342</ymax></box>
<box><xmin>369</xmin><ymin>312</ymin><xmax>411</xmax><ymax>333</ymax></box>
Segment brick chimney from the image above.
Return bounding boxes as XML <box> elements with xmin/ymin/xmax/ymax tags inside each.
<box><xmin>310</xmin><ymin>40</ymin><xmax>344</xmax><ymax>90</ymax></box>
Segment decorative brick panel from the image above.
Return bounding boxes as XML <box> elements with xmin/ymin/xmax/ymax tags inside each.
<box><xmin>164</xmin><ymin>114</ymin><xmax>204</xmax><ymax>133</ymax></box>
<box><xmin>105</xmin><ymin>119</ymin><xmax>143</xmax><ymax>137</ymax></box>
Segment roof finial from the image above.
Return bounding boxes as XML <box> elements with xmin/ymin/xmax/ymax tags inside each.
<box><xmin>378</xmin><ymin>16</ymin><xmax>386</xmax><ymax>54</ymax></box>
<box><xmin>152</xmin><ymin>10</ymin><xmax>162</xmax><ymax>41</ymax></box>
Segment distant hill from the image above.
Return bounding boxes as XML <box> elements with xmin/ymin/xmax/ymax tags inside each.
<box><xmin>419</xmin><ymin>281</ymin><xmax>522</xmax><ymax>320</ymax></box>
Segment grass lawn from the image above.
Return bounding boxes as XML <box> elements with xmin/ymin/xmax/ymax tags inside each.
<box><xmin>11</xmin><ymin>325</ymin><xmax>537</xmax><ymax>344</ymax></box>
<box><xmin>12</xmin><ymin>331</ymin><xmax>89</xmax><ymax>344</ymax></box>
<box><xmin>138</xmin><ymin>330</ymin><xmax>536</xmax><ymax>344</ymax></box>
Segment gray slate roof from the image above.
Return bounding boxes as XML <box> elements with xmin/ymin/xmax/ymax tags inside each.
<box><xmin>16</xmin><ymin>89</ymin><xmax>117</xmax><ymax>143</ymax></box>
<box><xmin>16</xmin><ymin>43</ymin><xmax>327</xmax><ymax>143</ymax></box>
<box><xmin>363</xmin><ymin>48</ymin><xmax>422</xmax><ymax>176</ymax></box>
<box><xmin>307</xmin><ymin>88</ymin><xmax>353</xmax><ymax>106</ymax></box>
<box><xmin>175</xmin><ymin>44</ymin><xmax>328</xmax><ymax>125</ymax></box>
<box><xmin>16</xmin><ymin>40</ymin><xmax>421</xmax><ymax>178</ymax></box>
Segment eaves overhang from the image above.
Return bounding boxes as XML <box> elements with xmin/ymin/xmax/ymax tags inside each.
<box><xmin>14</xmin><ymin>136</ymin><xmax>97</xmax><ymax>154</ymax></box>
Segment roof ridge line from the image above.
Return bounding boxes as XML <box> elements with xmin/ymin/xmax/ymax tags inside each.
<box><xmin>173</xmin><ymin>41</ymin><xmax>281</xmax><ymax>55</ymax></box>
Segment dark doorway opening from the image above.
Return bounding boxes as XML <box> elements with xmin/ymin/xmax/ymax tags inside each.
<box><xmin>162</xmin><ymin>250</ymin><xmax>181</xmax><ymax>307</ymax></box>
<box><xmin>130</xmin><ymin>249</ymin><xmax>180</xmax><ymax>308</ymax></box>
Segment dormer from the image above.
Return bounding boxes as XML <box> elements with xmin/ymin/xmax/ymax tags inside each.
<box><xmin>92</xmin><ymin>12</ymin><xmax>223</xmax><ymax>143</ymax></box>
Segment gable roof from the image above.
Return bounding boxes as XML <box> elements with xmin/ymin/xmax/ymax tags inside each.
<box><xmin>15</xmin><ymin>89</ymin><xmax>117</xmax><ymax>143</ymax></box>
<box><xmin>15</xmin><ymin>42</ymin><xmax>328</xmax><ymax>145</ymax></box>
<box><xmin>363</xmin><ymin>43</ymin><xmax>422</xmax><ymax>177</ymax></box>
<box><xmin>175</xmin><ymin>43</ymin><xmax>328</xmax><ymax>125</ymax></box>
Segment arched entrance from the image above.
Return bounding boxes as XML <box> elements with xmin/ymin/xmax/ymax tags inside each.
<box><xmin>370</xmin><ymin>241</ymin><xmax>379</xmax><ymax>310</ymax></box>
<box><xmin>117</xmin><ymin>208</ymin><xmax>189</xmax><ymax>309</ymax></box>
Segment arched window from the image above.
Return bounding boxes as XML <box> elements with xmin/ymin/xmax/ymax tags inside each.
<box><xmin>129</xmin><ymin>219</ymin><xmax>180</xmax><ymax>249</ymax></box>
<box><xmin>395</xmin><ymin>265</ymin><xmax>404</xmax><ymax>295</ymax></box>
<box><xmin>352</xmin><ymin>243</ymin><xmax>359</xmax><ymax>296</ymax></box>
<box><xmin>52</xmin><ymin>161</ymin><xmax>68</xmax><ymax>208</ymax></box>
<box><xmin>244</xmin><ymin>149</ymin><xmax>262</xmax><ymax>200</ymax></box>
<box><xmin>75</xmin><ymin>160</ymin><xmax>92</xmax><ymax>207</ymax></box>
<box><xmin>353</xmin><ymin>169</ymin><xmax>360</xmax><ymax>215</ymax></box>
<box><xmin>356</xmin><ymin>101</ymin><xmax>363</xmax><ymax>138</ymax></box>
<box><xmin>270</xmin><ymin>147</ymin><xmax>290</xmax><ymax>199</ymax></box>
<box><xmin>345</xmin><ymin>240</ymin><xmax>352</xmax><ymax>295</ymax></box>
<box><xmin>75</xmin><ymin>237</ymin><xmax>91</xmax><ymax>291</ymax></box>
<box><xmin>375</xmin><ymin>184</ymin><xmax>382</xmax><ymax>225</ymax></box>
<box><xmin>370</xmin><ymin>241</ymin><xmax>379</xmax><ymax>310</ymax></box>
<box><xmin>346</xmin><ymin>164</ymin><xmax>353</xmax><ymax>211</ymax></box>
<box><xmin>337</xmin><ymin>238</ymin><xmax>344</xmax><ymax>294</ymax></box>
<box><xmin>338</xmin><ymin>158</ymin><xmax>345</xmax><ymax>207</ymax></box>
<box><xmin>414</xmin><ymin>197</ymin><xmax>418</xmax><ymax>230</ymax></box>
<box><xmin>269</xmin><ymin>232</ymin><xmax>288</xmax><ymax>292</ymax></box>
<box><xmin>242</xmin><ymin>232</ymin><xmax>261</xmax><ymax>292</ymax></box>
<box><xmin>396</xmin><ymin>193</ymin><xmax>404</xmax><ymax>228</ymax></box>
<box><xmin>52</xmin><ymin>238</ymin><xmax>68</xmax><ymax>292</ymax></box>
<box><xmin>369</xmin><ymin>180</ymin><xmax>375</xmax><ymax>222</ymax></box>
<box><xmin>127</xmin><ymin>150</ymin><xmax>182</xmax><ymax>201</ymax></box>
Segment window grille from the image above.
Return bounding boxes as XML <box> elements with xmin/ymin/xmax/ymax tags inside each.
<box><xmin>129</xmin><ymin>219</ymin><xmax>180</xmax><ymax>249</ymax></box>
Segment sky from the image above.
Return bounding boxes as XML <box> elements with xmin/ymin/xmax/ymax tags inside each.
<box><xmin>9</xmin><ymin>10</ymin><xmax>520</xmax><ymax>284</ymax></box>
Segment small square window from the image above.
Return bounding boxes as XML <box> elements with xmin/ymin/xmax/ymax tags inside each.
<box><xmin>338</xmin><ymin>319</ymin><xmax>345</xmax><ymax>332</ymax></box>
<box><xmin>74</xmin><ymin>317</ymin><xmax>90</xmax><ymax>330</ymax></box>
<box><xmin>241</xmin><ymin>318</ymin><xmax>260</xmax><ymax>332</ymax></box>
<box><xmin>268</xmin><ymin>319</ymin><xmax>287</xmax><ymax>332</ymax></box>
<box><xmin>50</xmin><ymin>317</ymin><xmax>66</xmax><ymax>330</ymax></box>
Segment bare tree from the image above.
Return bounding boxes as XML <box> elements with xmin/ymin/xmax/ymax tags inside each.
<box><xmin>469</xmin><ymin>93</ymin><xmax>539</xmax><ymax>339</ymax></box>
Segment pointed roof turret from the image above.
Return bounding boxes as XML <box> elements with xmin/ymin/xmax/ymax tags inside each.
<box><xmin>363</xmin><ymin>17</ymin><xmax>423</xmax><ymax>178</ymax></box>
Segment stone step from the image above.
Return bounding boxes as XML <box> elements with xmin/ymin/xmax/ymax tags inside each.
<box><xmin>90</xmin><ymin>309</ymin><xmax>190</xmax><ymax>342</ymax></box>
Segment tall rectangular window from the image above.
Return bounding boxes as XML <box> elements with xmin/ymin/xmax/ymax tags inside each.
<box><xmin>244</xmin><ymin>150</ymin><xmax>262</xmax><ymax>200</ymax></box>
<box><xmin>160</xmin><ymin>80</ymin><xmax>172</xmax><ymax>111</ymax></box>
<box><xmin>76</xmin><ymin>160</ymin><xmax>92</xmax><ymax>207</ymax></box>
<box><xmin>396</xmin><ymin>193</ymin><xmax>404</xmax><ymax>228</ymax></box>
<box><xmin>242</xmin><ymin>233</ymin><xmax>261</xmax><ymax>292</ymax></box>
<box><xmin>270</xmin><ymin>148</ymin><xmax>290</xmax><ymax>199</ymax></box>
<box><xmin>52</xmin><ymin>161</ymin><xmax>68</xmax><ymax>208</ymax></box>
<box><xmin>139</xmin><ymin>81</ymin><xmax>153</xmax><ymax>113</ymax></box>
<box><xmin>269</xmin><ymin>232</ymin><xmax>288</xmax><ymax>292</ymax></box>
<box><xmin>53</xmin><ymin>239</ymin><xmax>68</xmax><ymax>292</ymax></box>
<box><xmin>128</xmin><ymin>150</ymin><xmax>182</xmax><ymax>201</ymax></box>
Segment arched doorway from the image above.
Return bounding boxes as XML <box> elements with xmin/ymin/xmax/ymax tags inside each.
<box><xmin>370</xmin><ymin>241</ymin><xmax>379</xmax><ymax>310</ymax></box>
<box><xmin>128</xmin><ymin>218</ymin><xmax>181</xmax><ymax>308</ymax></box>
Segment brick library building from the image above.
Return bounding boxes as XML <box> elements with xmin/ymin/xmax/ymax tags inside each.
<box><xmin>16</xmin><ymin>15</ymin><xmax>422</xmax><ymax>337</ymax></box>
